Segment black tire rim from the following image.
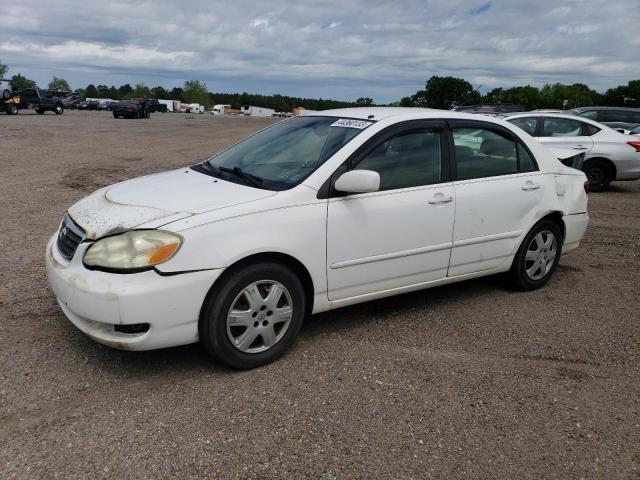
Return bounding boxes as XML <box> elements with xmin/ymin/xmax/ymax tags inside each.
<box><xmin>586</xmin><ymin>166</ymin><xmax>605</xmax><ymax>186</ymax></box>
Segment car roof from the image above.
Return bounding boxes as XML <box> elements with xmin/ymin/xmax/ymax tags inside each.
<box><xmin>307</xmin><ymin>106</ymin><xmax>512</xmax><ymax>122</ymax></box>
<box><xmin>506</xmin><ymin>111</ymin><xmax>600</xmax><ymax>123</ymax></box>
<box><xmin>570</xmin><ymin>106</ymin><xmax>640</xmax><ymax>112</ymax></box>
<box><xmin>505</xmin><ymin>112</ymin><xmax>624</xmax><ymax>135</ymax></box>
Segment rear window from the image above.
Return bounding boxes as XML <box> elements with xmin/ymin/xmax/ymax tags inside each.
<box><xmin>509</xmin><ymin>117</ymin><xmax>537</xmax><ymax>136</ymax></box>
<box><xmin>576</xmin><ymin>110</ymin><xmax>598</xmax><ymax>120</ymax></box>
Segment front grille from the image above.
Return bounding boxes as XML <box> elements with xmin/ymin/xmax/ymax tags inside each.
<box><xmin>56</xmin><ymin>214</ymin><xmax>86</xmax><ymax>260</ymax></box>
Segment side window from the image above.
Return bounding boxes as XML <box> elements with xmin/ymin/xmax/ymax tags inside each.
<box><xmin>354</xmin><ymin>129</ymin><xmax>442</xmax><ymax>191</ymax></box>
<box><xmin>509</xmin><ymin>117</ymin><xmax>538</xmax><ymax>136</ymax></box>
<box><xmin>583</xmin><ymin>123</ymin><xmax>601</xmax><ymax>136</ymax></box>
<box><xmin>630</xmin><ymin>112</ymin><xmax>640</xmax><ymax>123</ymax></box>
<box><xmin>600</xmin><ymin>110</ymin><xmax>629</xmax><ymax>122</ymax></box>
<box><xmin>452</xmin><ymin>127</ymin><xmax>518</xmax><ymax>180</ymax></box>
<box><xmin>577</xmin><ymin>110</ymin><xmax>598</xmax><ymax>120</ymax></box>
<box><xmin>542</xmin><ymin>118</ymin><xmax>583</xmax><ymax>137</ymax></box>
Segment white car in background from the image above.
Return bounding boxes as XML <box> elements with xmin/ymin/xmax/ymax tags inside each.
<box><xmin>1</xmin><ymin>78</ymin><xmax>14</xmax><ymax>99</ymax></box>
<box><xmin>46</xmin><ymin>108</ymin><xmax>589</xmax><ymax>369</ymax></box>
<box><xmin>506</xmin><ymin>113</ymin><xmax>640</xmax><ymax>191</ymax></box>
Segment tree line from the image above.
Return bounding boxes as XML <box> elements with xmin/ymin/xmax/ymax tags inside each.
<box><xmin>399</xmin><ymin>76</ymin><xmax>640</xmax><ymax>110</ymax></box>
<box><xmin>2</xmin><ymin>57</ymin><xmax>638</xmax><ymax>111</ymax></box>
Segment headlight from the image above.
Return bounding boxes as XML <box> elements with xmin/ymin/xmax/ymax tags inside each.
<box><xmin>83</xmin><ymin>230</ymin><xmax>183</xmax><ymax>272</ymax></box>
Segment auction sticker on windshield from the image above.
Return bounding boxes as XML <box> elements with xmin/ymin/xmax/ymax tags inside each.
<box><xmin>330</xmin><ymin>119</ymin><xmax>373</xmax><ymax>129</ymax></box>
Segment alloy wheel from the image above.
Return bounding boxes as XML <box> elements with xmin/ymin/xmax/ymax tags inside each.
<box><xmin>226</xmin><ymin>280</ymin><xmax>293</xmax><ymax>354</ymax></box>
<box><xmin>524</xmin><ymin>230</ymin><xmax>557</xmax><ymax>280</ymax></box>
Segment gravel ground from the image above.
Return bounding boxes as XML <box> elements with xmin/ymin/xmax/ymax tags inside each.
<box><xmin>1</xmin><ymin>110</ymin><xmax>639</xmax><ymax>479</ymax></box>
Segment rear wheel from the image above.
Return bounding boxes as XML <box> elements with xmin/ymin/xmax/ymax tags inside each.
<box><xmin>583</xmin><ymin>159</ymin><xmax>611</xmax><ymax>192</ymax></box>
<box><xmin>6</xmin><ymin>104</ymin><xmax>18</xmax><ymax>115</ymax></box>
<box><xmin>2</xmin><ymin>89</ymin><xmax>11</xmax><ymax>99</ymax></box>
<box><xmin>199</xmin><ymin>262</ymin><xmax>306</xmax><ymax>369</ymax></box>
<box><xmin>509</xmin><ymin>219</ymin><xmax>562</xmax><ymax>291</ymax></box>
<box><xmin>36</xmin><ymin>108</ymin><xmax>45</xmax><ymax>115</ymax></box>
<box><xmin>54</xmin><ymin>104</ymin><xmax>64</xmax><ymax>115</ymax></box>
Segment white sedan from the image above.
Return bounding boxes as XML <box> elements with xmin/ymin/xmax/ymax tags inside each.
<box><xmin>506</xmin><ymin>113</ymin><xmax>640</xmax><ymax>191</ymax></box>
<box><xmin>46</xmin><ymin>108</ymin><xmax>589</xmax><ymax>369</ymax></box>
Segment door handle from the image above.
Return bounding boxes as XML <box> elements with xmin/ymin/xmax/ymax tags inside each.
<box><xmin>521</xmin><ymin>182</ymin><xmax>541</xmax><ymax>191</ymax></box>
<box><xmin>573</xmin><ymin>146</ymin><xmax>588</xmax><ymax>150</ymax></box>
<box><xmin>428</xmin><ymin>193</ymin><xmax>453</xmax><ymax>204</ymax></box>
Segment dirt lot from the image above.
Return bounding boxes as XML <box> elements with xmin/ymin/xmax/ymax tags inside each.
<box><xmin>1</xmin><ymin>110</ymin><xmax>639</xmax><ymax>479</ymax></box>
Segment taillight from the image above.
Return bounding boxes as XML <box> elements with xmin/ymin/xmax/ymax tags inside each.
<box><xmin>627</xmin><ymin>141</ymin><xmax>640</xmax><ymax>153</ymax></box>
<box><xmin>584</xmin><ymin>180</ymin><xmax>590</xmax><ymax>194</ymax></box>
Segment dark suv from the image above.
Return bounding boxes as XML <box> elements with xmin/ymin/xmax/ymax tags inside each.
<box><xmin>146</xmin><ymin>98</ymin><xmax>168</xmax><ymax>113</ymax></box>
<box><xmin>568</xmin><ymin>107</ymin><xmax>640</xmax><ymax>130</ymax></box>
<box><xmin>3</xmin><ymin>88</ymin><xmax>64</xmax><ymax>115</ymax></box>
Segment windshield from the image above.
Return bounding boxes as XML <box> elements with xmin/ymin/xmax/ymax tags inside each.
<box><xmin>205</xmin><ymin>116</ymin><xmax>371</xmax><ymax>190</ymax></box>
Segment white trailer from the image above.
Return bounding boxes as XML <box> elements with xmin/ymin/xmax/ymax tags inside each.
<box><xmin>172</xmin><ymin>100</ymin><xmax>181</xmax><ymax>112</ymax></box>
<box><xmin>212</xmin><ymin>104</ymin><xmax>231</xmax><ymax>115</ymax></box>
<box><xmin>158</xmin><ymin>99</ymin><xmax>174</xmax><ymax>112</ymax></box>
<box><xmin>189</xmin><ymin>103</ymin><xmax>205</xmax><ymax>114</ymax></box>
<box><xmin>241</xmin><ymin>105</ymin><xmax>275</xmax><ymax>117</ymax></box>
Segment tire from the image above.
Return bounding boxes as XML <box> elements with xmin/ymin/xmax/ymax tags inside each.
<box><xmin>36</xmin><ymin>108</ymin><xmax>45</xmax><ymax>115</ymax></box>
<box><xmin>113</xmin><ymin>114</ymin><xmax>118</xmax><ymax>119</ymax></box>
<box><xmin>199</xmin><ymin>262</ymin><xmax>306</xmax><ymax>369</ymax></box>
<box><xmin>6</xmin><ymin>104</ymin><xmax>18</xmax><ymax>115</ymax></box>
<box><xmin>3</xmin><ymin>89</ymin><xmax>12</xmax><ymax>99</ymax></box>
<box><xmin>508</xmin><ymin>219</ymin><xmax>563</xmax><ymax>291</ymax></box>
<box><xmin>54</xmin><ymin>104</ymin><xmax>64</xmax><ymax>115</ymax></box>
<box><xmin>583</xmin><ymin>159</ymin><xmax>611</xmax><ymax>192</ymax></box>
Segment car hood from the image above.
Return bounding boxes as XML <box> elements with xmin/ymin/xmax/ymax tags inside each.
<box><xmin>67</xmin><ymin>168</ymin><xmax>276</xmax><ymax>239</ymax></box>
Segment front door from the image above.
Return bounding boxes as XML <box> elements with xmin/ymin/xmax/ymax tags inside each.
<box><xmin>326</xmin><ymin>122</ymin><xmax>455</xmax><ymax>301</ymax></box>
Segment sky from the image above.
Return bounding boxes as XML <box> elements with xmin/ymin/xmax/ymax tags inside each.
<box><xmin>1</xmin><ymin>0</ymin><xmax>638</xmax><ymax>103</ymax></box>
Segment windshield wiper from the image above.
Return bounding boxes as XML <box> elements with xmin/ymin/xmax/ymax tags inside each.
<box><xmin>200</xmin><ymin>161</ymin><xmax>225</xmax><ymax>178</ymax></box>
<box><xmin>219</xmin><ymin>166</ymin><xmax>266</xmax><ymax>189</ymax></box>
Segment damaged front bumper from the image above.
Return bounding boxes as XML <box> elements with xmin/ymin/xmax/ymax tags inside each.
<box><xmin>45</xmin><ymin>234</ymin><xmax>221</xmax><ymax>351</ymax></box>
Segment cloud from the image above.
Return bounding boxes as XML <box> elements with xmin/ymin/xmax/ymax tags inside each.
<box><xmin>0</xmin><ymin>0</ymin><xmax>636</xmax><ymax>102</ymax></box>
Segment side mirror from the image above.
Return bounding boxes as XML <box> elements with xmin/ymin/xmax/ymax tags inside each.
<box><xmin>334</xmin><ymin>170</ymin><xmax>380</xmax><ymax>194</ymax></box>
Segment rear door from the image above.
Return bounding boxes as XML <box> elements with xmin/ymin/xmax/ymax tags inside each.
<box><xmin>537</xmin><ymin>117</ymin><xmax>594</xmax><ymax>154</ymax></box>
<box><xmin>448</xmin><ymin>120</ymin><xmax>545</xmax><ymax>276</ymax></box>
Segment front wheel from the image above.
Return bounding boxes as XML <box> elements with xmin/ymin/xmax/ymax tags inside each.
<box><xmin>583</xmin><ymin>160</ymin><xmax>611</xmax><ymax>192</ymax></box>
<box><xmin>6</xmin><ymin>104</ymin><xmax>18</xmax><ymax>115</ymax></box>
<box><xmin>2</xmin><ymin>89</ymin><xmax>11</xmax><ymax>99</ymax></box>
<box><xmin>54</xmin><ymin>104</ymin><xmax>64</xmax><ymax>115</ymax></box>
<box><xmin>36</xmin><ymin>108</ymin><xmax>45</xmax><ymax>115</ymax></box>
<box><xmin>199</xmin><ymin>262</ymin><xmax>306</xmax><ymax>369</ymax></box>
<box><xmin>509</xmin><ymin>220</ymin><xmax>563</xmax><ymax>291</ymax></box>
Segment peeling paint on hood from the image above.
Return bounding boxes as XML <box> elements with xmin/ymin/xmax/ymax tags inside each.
<box><xmin>67</xmin><ymin>168</ymin><xmax>276</xmax><ymax>239</ymax></box>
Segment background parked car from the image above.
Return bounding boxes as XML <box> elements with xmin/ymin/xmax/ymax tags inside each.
<box><xmin>97</xmin><ymin>101</ymin><xmax>117</xmax><ymax>111</ymax></box>
<box><xmin>112</xmin><ymin>100</ymin><xmax>150</xmax><ymax>119</ymax></box>
<box><xmin>1</xmin><ymin>78</ymin><xmax>14</xmax><ymax>99</ymax></box>
<box><xmin>146</xmin><ymin>98</ymin><xmax>168</xmax><ymax>113</ymax></box>
<box><xmin>568</xmin><ymin>106</ymin><xmax>640</xmax><ymax>131</ymax></box>
<box><xmin>3</xmin><ymin>88</ymin><xmax>65</xmax><ymax>115</ymax></box>
<box><xmin>506</xmin><ymin>113</ymin><xmax>640</xmax><ymax>191</ymax></box>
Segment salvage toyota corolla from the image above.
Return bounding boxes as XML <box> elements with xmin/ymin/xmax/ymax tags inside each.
<box><xmin>46</xmin><ymin>108</ymin><xmax>589</xmax><ymax>369</ymax></box>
